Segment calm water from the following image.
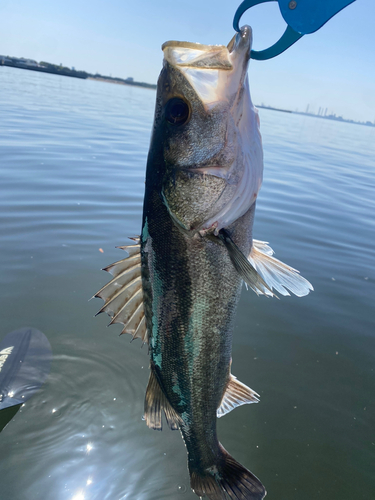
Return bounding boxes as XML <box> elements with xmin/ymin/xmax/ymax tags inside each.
<box><xmin>0</xmin><ymin>66</ymin><xmax>374</xmax><ymax>500</ymax></box>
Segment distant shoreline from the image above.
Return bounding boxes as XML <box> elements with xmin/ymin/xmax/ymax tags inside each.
<box><xmin>257</xmin><ymin>105</ymin><xmax>292</xmax><ymax>113</ymax></box>
<box><xmin>1</xmin><ymin>60</ymin><xmax>87</xmax><ymax>79</ymax></box>
<box><xmin>259</xmin><ymin>107</ymin><xmax>375</xmax><ymax>128</ymax></box>
<box><xmin>0</xmin><ymin>59</ymin><xmax>156</xmax><ymax>89</ymax></box>
<box><xmin>87</xmin><ymin>76</ymin><xmax>156</xmax><ymax>90</ymax></box>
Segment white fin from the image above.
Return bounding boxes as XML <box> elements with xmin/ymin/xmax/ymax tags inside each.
<box><xmin>217</xmin><ymin>374</ymin><xmax>259</xmax><ymax>418</ymax></box>
<box><xmin>95</xmin><ymin>240</ymin><xmax>149</xmax><ymax>344</ymax></box>
<box><xmin>144</xmin><ymin>369</ymin><xmax>181</xmax><ymax>431</ymax></box>
<box><xmin>249</xmin><ymin>240</ymin><xmax>313</xmax><ymax>297</ymax></box>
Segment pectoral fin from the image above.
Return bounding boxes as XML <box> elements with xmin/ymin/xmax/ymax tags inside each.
<box><xmin>218</xmin><ymin>229</ymin><xmax>275</xmax><ymax>296</ymax></box>
<box><xmin>94</xmin><ymin>238</ymin><xmax>148</xmax><ymax>344</ymax></box>
<box><xmin>144</xmin><ymin>369</ymin><xmax>181</xmax><ymax>431</ymax></box>
<box><xmin>250</xmin><ymin>239</ymin><xmax>313</xmax><ymax>297</ymax></box>
<box><xmin>218</xmin><ymin>229</ymin><xmax>313</xmax><ymax>297</ymax></box>
<box><xmin>217</xmin><ymin>374</ymin><xmax>259</xmax><ymax>418</ymax></box>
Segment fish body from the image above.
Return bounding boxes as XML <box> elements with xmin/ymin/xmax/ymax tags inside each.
<box><xmin>96</xmin><ymin>25</ymin><xmax>312</xmax><ymax>500</ymax></box>
<box><xmin>142</xmin><ymin>26</ymin><xmax>265</xmax><ymax>499</ymax></box>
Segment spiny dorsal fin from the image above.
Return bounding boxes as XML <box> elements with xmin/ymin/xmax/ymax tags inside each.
<box><xmin>217</xmin><ymin>374</ymin><xmax>259</xmax><ymax>418</ymax></box>
<box><xmin>94</xmin><ymin>238</ymin><xmax>149</xmax><ymax>344</ymax></box>
<box><xmin>144</xmin><ymin>369</ymin><xmax>181</xmax><ymax>431</ymax></box>
<box><xmin>115</xmin><ymin>243</ymin><xmax>141</xmax><ymax>258</ymax></box>
<box><xmin>250</xmin><ymin>239</ymin><xmax>313</xmax><ymax>297</ymax></box>
<box><xmin>218</xmin><ymin>229</ymin><xmax>276</xmax><ymax>297</ymax></box>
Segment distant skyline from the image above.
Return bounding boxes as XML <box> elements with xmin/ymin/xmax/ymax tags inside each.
<box><xmin>0</xmin><ymin>0</ymin><xmax>374</xmax><ymax>123</ymax></box>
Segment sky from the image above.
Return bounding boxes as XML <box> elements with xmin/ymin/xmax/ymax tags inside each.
<box><xmin>0</xmin><ymin>0</ymin><xmax>374</xmax><ymax>122</ymax></box>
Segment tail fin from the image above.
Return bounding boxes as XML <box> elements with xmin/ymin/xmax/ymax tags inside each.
<box><xmin>190</xmin><ymin>444</ymin><xmax>266</xmax><ymax>500</ymax></box>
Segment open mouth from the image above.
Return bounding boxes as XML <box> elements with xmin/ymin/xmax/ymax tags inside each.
<box><xmin>162</xmin><ymin>40</ymin><xmax>233</xmax><ymax>71</ymax></box>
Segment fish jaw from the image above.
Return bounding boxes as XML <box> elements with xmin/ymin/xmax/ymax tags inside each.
<box><xmin>156</xmin><ymin>25</ymin><xmax>263</xmax><ymax>235</ymax></box>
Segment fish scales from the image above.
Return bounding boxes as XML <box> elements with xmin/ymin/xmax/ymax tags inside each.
<box><xmin>96</xmin><ymin>24</ymin><xmax>313</xmax><ymax>500</ymax></box>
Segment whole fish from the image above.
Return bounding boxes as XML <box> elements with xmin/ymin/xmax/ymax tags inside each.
<box><xmin>96</xmin><ymin>25</ymin><xmax>312</xmax><ymax>500</ymax></box>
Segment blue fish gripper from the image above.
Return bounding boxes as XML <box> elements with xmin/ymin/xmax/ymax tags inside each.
<box><xmin>233</xmin><ymin>0</ymin><xmax>356</xmax><ymax>59</ymax></box>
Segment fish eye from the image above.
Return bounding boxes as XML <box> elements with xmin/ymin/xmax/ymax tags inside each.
<box><xmin>165</xmin><ymin>98</ymin><xmax>190</xmax><ymax>125</ymax></box>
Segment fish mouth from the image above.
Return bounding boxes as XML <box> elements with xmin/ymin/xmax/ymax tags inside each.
<box><xmin>162</xmin><ymin>25</ymin><xmax>252</xmax><ymax>71</ymax></box>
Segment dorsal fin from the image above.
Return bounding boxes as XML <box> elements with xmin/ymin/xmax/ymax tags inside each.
<box><xmin>94</xmin><ymin>239</ymin><xmax>149</xmax><ymax>344</ymax></box>
<box><xmin>144</xmin><ymin>369</ymin><xmax>181</xmax><ymax>431</ymax></box>
<box><xmin>217</xmin><ymin>374</ymin><xmax>259</xmax><ymax>418</ymax></box>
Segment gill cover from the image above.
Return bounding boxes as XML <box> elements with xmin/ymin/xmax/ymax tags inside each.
<box><xmin>161</xmin><ymin>26</ymin><xmax>263</xmax><ymax>234</ymax></box>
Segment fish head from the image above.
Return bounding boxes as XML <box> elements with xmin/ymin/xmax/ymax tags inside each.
<box><xmin>150</xmin><ymin>25</ymin><xmax>263</xmax><ymax>235</ymax></box>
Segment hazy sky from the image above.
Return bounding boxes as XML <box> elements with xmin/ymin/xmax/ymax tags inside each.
<box><xmin>0</xmin><ymin>0</ymin><xmax>374</xmax><ymax>122</ymax></box>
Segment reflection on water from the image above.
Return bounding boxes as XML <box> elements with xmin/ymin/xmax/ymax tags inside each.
<box><xmin>0</xmin><ymin>66</ymin><xmax>374</xmax><ymax>499</ymax></box>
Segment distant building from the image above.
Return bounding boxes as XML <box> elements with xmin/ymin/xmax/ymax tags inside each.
<box><xmin>18</xmin><ymin>58</ymin><xmax>39</xmax><ymax>67</ymax></box>
<box><xmin>0</xmin><ymin>55</ymin><xmax>13</xmax><ymax>64</ymax></box>
<box><xmin>125</xmin><ymin>77</ymin><xmax>134</xmax><ymax>82</ymax></box>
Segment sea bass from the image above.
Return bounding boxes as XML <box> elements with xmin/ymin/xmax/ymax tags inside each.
<box><xmin>95</xmin><ymin>26</ymin><xmax>312</xmax><ymax>500</ymax></box>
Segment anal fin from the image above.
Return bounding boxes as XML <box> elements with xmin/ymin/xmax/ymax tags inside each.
<box><xmin>217</xmin><ymin>374</ymin><xmax>259</xmax><ymax>418</ymax></box>
<box><xmin>144</xmin><ymin>369</ymin><xmax>181</xmax><ymax>431</ymax></box>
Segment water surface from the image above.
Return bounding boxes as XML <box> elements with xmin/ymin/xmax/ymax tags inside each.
<box><xmin>0</xmin><ymin>66</ymin><xmax>374</xmax><ymax>500</ymax></box>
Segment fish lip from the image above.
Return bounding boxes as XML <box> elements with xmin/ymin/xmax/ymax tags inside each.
<box><xmin>227</xmin><ymin>25</ymin><xmax>252</xmax><ymax>58</ymax></box>
<box><xmin>162</xmin><ymin>25</ymin><xmax>252</xmax><ymax>56</ymax></box>
<box><xmin>162</xmin><ymin>25</ymin><xmax>252</xmax><ymax>61</ymax></box>
<box><xmin>162</xmin><ymin>40</ymin><xmax>227</xmax><ymax>52</ymax></box>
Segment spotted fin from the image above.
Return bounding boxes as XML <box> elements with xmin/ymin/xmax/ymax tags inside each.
<box><xmin>94</xmin><ymin>238</ymin><xmax>148</xmax><ymax>344</ymax></box>
<box><xmin>144</xmin><ymin>369</ymin><xmax>181</xmax><ymax>431</ymax></box>
<box><xmin>217</xmin><ymin>374</ymin><xmax>259</xmax><ymax>418</ymax></box>
<box><xmin>250</xmin><ymin>239</ymin><xmax>313</xmax><ymax>297</ymax></box>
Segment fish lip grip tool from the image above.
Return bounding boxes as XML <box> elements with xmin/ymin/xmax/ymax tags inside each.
<box><xmin>233</xmin><ymin>0</ymin><xmax>356</xmax><ymax>60</ymax></box>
